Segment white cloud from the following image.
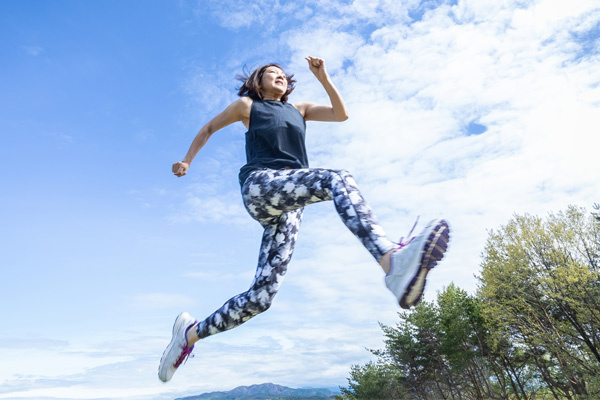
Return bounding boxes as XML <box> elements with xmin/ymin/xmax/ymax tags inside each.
<box><xmin>167</xmin><ymin>172</ymin><xmax>251</xmax><ymax>225</ymax></box>
<box><xmin>0</xmin><ymin>338</ymin><xmax>177</xmax><ymax>400</ymax></box>
<box><xmin>183</xmin><ymin>67</ymin><xmax>239</xmax><ymax>120</ymax></box>
<box><xmin>171</xmin><ymin>193</ymin><xmax>247</xmax><ymax>223</ymax></box>
<box><xmin>195</xmin><ymin>0</ymin><xmax>308</xmax><ymax>30</ymax></box>
<box><xmin>130</xmin><ymin>293</ymin><xmax>197</xmax><ymax>310</ymax></box>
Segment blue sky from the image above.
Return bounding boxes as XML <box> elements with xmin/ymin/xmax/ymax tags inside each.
<box><xmin>1</xmin><ymin>0</ymin><xmax>599</xmax><ymax>399</ymax></box>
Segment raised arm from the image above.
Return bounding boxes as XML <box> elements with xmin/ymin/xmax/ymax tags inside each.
<box><xmin>173</xmin><ymin>97</ymin><xmax>251</xmax><ymax>177</ymax></box>
<box><xmin>295</xmin><ymin>56</ymin><xmax>349</xmax><ymax>122</ymax></box>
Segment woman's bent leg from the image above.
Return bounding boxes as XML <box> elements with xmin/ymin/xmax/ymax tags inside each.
<box><xmin>326</xmin><ymin>169</ymin><xmax>396</xmax><ymax>261</ymax></box>
<box><xmin>242</xmin><ymin>168</ymin><xmax>395</xmax><ymax>262</ymax></box>
<box><xmin>195</xmin><ymin>208</ymin><xmax>303</xmax><ymax>339</ymax></box>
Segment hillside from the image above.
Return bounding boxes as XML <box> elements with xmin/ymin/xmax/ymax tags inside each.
<box><xmin>175</xmin><ymin>383</ymin><xmax>337</xmax><ymax>400</ymax></box>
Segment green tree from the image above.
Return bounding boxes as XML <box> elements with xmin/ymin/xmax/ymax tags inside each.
<box><xmin>340</xmin><ymin>287</ymin><xmax>504</xmax><ymax>400</ymax></box>
<box><xmin>338</xmin><ymin>205</ymin><xmax>600</xmax><ymax>399</ymax></box>
<box><xmin>335</xmin><ymin>361</ymin><xmax>411</xmax><ymax>400</ymax></box>
<box><xmin>436</xmin><ymin>284</ymin><xmax>494</xmax><ymax>399</ymax></box>
<box><xmin>478</xmin><ymin>205</ymin><xmax>600</xmax><ymax>399</ymax></box>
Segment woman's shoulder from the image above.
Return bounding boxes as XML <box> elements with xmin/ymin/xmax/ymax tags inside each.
<box><xmin>231</xmin><ymin>96</ymin><xmax>253</xmax><ymax>110</ymax></box>
<box><xmin>292</xmin><ymin>101</ymin><xmax>316</xmax><ymax>118</ymax></box>
<box><xmin>238</xmin><ymin>96</ymin><xmax>253</xmax><ymax>106</ymax></box>
<box><xmin>230</xmin><ymin>96</ymin><xmax>253</xmax><ymax>128</ymax></box>
<box><xmin>225</xmin><ymin>96</ymin><xmax>253</xmax><ymax>117</ymax></box>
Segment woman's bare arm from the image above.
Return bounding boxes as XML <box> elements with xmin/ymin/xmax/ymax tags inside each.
<box><xmin>295</xmin><ymin>57</ymin><xmax>348</xmax><ymax>122</ymax></box>
<box><xmin>173</xmin><ymin>97</ymin><xmax>251</xmax><ymax>177</ymax></box>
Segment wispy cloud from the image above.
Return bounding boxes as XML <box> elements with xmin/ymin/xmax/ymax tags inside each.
<box><xmin>22</xmin><ymin>45</ymin><xmax>43</xmax><ymax>56</ymax></box>
<box><xmin>42</xmin><ymin>131</ymin><xmax>73</xmax><ymax>146</ymax></box>
<box><xmin>167</xmin><ymin>183</ymin><xmax>250</xmax><ymax>225</ymax></box>
<box><xmin>0</xmin><ymin>338</ymin><xmax>69</xmax><ymax>350</ymax></box>
<box><xmin>130</xmin><ymin>292</ymin><xmax>197</xmax><ymax>310</ymax></box>
<box><xmin>196</xmin><ymin>0</ymin><xmax>321</xmax><ymax>31</ymax></box>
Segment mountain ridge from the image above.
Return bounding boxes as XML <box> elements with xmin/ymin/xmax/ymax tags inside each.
<box><xmin>175</xmin><ymin>382</ymin><xmax>337</xmax><ymax>400</ymax></box>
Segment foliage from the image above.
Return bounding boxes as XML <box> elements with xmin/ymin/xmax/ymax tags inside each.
<box><xmin>335</xmin><ymin>362</ymin><xmax>410</xmax><ymax>400</ymax></box>
<box><xmin>478</xmin><ymin>205</ymin><xmax>600</xmax><ymax>399</ymax></box>
<box><xmin>338</xmin><ymin>205</ymin><xmax>600</xmax><ymax>400</ymax></box>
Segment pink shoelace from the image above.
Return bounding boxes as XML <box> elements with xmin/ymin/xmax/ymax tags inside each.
<box><xmin>174</xmin><ymin>344</ymin><xmax>195</xmax><ymax>368</ymax></box>
<box><xmin>394</xmin><ymin>216</ymin><xmax>419</xmax><ymax>250</ymax></box>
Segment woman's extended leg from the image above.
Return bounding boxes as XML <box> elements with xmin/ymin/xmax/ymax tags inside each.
<box><xmin>194</xmin><ymin>208</ymin><xmax>303</xmax><ymax>339</ymax></box>
<box><xmin>158</xmin><ymin>208</ymin><xmax>302</xmax><ymax>382</ymax></box>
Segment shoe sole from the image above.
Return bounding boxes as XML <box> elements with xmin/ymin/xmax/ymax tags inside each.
<box><xmin>399</xmin><ymin>219</ymin><xmax>450</xmax><ymax>309</ymax></box>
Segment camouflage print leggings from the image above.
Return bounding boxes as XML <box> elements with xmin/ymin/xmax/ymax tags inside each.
<box><xmin>195</xmin><ymin>168</ymin><xmax>395</xmax><ymax>339</ymax></box>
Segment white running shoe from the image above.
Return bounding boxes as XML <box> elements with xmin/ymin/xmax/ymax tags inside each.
<box><xmin>158</xmin><ymin>312</ymin><xmax>197</xmax><ymax>383</ymax></box>
<box><xmin>385</xmin><ymin>219</ymin><xmax>450</xmax><ymax>309</ymax></box>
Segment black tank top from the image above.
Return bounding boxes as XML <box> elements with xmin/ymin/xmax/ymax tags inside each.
<box><xmin>239</xmin><ymin>99</ymin><xmax>309</xmax><ymax>186</ymax></box>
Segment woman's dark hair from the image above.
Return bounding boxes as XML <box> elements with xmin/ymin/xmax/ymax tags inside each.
<box><xmin>237</xmin><ymin>63</ymin><xmax>296</xmax><ymax>103</ymax></box>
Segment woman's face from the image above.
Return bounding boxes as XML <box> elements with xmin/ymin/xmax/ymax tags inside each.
<box><xmin>259</xmin><ymin>66</ymin><xmax>287</xmax><ymax>100</ymax></box>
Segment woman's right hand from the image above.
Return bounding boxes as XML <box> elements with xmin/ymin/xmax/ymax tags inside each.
<box><xmin>172</xmin><ymin>161</ymin><xmax>190</xmax><ymax>177</ymax></box>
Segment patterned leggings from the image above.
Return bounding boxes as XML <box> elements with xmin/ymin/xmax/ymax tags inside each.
<box><xmin>195</xmin><ymin>168</ymin><xmax>395</xmax><ymax>339</ymax></box>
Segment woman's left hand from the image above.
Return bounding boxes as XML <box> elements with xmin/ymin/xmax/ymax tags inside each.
<box><xmin>305</xmin><ymin>56</ymin><xmax>328</xmax><ymax>81</ymax></box>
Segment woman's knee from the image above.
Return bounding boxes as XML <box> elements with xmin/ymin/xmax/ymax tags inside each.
<box><xmin>255</xmin><ymin>299</ymin><xmax>273</xmax><ymax>313</ymax></box>
<box><xmin>328</xmin><ymin>168</ymin><xmax>356</xmax><ymax>187</ymax></box>
<box><xmin>248</xmin><ymin>288</ymin><xmax>276</xmax><ymax>314</ymax></box>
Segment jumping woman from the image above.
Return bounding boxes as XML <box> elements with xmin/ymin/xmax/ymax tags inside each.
<box><xmin>158</xmin><ymin>56</ymin><xmax>450</xmax><ymax>382</ymax></box>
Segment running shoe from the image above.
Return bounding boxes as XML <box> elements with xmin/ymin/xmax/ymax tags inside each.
<box><xmin>158</xmin><ymin>312</ymin><xmax>197</xmax><ymax>382</ymax></box>
<box><xmin>385</xmin><ymin>219</ymin><xmax>450</xmax><ymax>309</ymax></box>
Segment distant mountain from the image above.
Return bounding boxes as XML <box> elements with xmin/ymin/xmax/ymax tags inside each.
<box><xmin>175</xmin><ymin>383</ymin><xmax>337</xmax><ymax>400</ymax></box>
